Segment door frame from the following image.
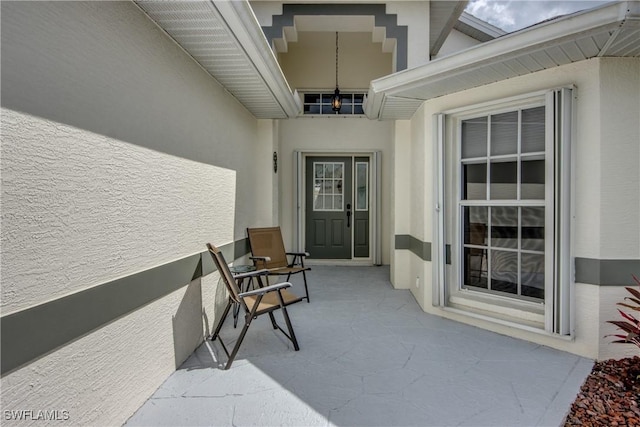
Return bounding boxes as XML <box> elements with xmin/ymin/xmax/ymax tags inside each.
<box><xmin>294</xmin><ymin>150</ymin><xmax>382</xmax><ymax>265</ymax></box>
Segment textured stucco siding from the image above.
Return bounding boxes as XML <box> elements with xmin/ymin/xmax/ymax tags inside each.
<box><xmin>1</xmin><ymin>1</ymin><xmax>266</xmax><ymax>425</ymax></box>
<box><xmin>1</xmin><ymin>111</ymin><xmax>236</xmax><ymax>313</ymax></box>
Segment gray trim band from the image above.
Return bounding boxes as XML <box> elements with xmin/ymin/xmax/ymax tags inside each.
<box><xmin>395</xmin><ymin>235</ymin><xmax>431</xmax><ymax>261</ymax></box>
<box><xmin>394</xmin><ymin>236</ymin><xmax>639</xmax><ymax>285</ymax></box>
<box><xmin>575</xmin><ymin>258</ymin><xmax>640</xmax><ymax>286</ymax></box>
<box><xmin>1</xmin><ymin>238</ymin><xmax>248</xmax><ymax>376</ymax></box>
<box><xmin>262</xmin><ymin>4</ymin><xmax>408</xmax><ymax>71</ymax></box>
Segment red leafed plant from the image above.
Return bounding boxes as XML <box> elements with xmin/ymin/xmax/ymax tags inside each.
<box><xmin>606</xmin><ymin>274</ymin><xmax>640</xmax><ymax>349</ymax></box>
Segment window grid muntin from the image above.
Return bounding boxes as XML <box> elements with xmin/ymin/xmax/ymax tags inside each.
<box><xmin>460</xmin><ymin>104</ymin><xmax>546</xmax><ymax>302</ymax></box>
<box><xmin>302</xmin><ymin>92</ymin><xmax>366</xmax><ymax>115</ymax></box>
<box><xmin>312</xmin><ymin>161</ymin><xmax>344</xmax><ymax>211</ymax></box>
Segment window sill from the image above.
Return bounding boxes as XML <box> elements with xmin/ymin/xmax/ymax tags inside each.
<box><xmin>449</xmin><ymin>291</ymin><xmax>544</xmax><ymax>327</ymax></box>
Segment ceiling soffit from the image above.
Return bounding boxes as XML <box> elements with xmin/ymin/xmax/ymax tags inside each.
<box><xmin>261</xmin><ymin>3</ymin><xmax>408</xmax><ymax>71</ymax></box>
<box><xmin>135</xmin><ymin>0</ymin><xmax>300</xmax><ymax>119</ymax></box>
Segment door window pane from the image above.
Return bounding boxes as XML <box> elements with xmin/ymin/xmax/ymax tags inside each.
<box><xmin>356</xmin><ymin>162</ymin><xmax>368</xmax><ymax>211</ymax></box>
<box><xmin>313</xmin><ymin>162</ymin><xmax>344</xmax><ymax>211</ymax></box>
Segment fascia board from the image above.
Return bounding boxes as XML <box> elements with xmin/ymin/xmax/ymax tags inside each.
<box><xmin>212</xmin><ymin>0</ymin><xmax>302</xmax><ymax>118</ymax></box>
<box><xmin>430</xmin><ymin>1</ymin><xmax>469</xmax><ymax>57</ymax></box>
<box><xmin>458</xmin><ymin>11</ymin><xmax>507</xmax><ymax>39</ymax></box>
<box><xmin>370</xmin><ymin>0</ymin><xmax>634</xmax><ymax>100</ymax></box>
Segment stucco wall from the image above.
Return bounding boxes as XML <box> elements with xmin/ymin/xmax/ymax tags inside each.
<box><xmin>277</xmin><ymin>117</ymin><xmax>393</xmax><ymax>264</ymax></box>
<box><xmin>1</xmin><ymin>2</ymin><xmax>267</xmax><ymax>425</ymax></box>
<box><xmin>434</xmin><ymin>28</ymin><xmax>483</xmax><ymax>59</ymax></box>
<box><xmin>395</xmin><ymin>57</ymin><xmax>640</xmax><ymax>359</ymax></box>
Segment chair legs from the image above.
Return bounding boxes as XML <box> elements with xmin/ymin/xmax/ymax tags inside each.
<box><xmin>286</xmin><ymin>271</ymin><xmax>310</xmax><ymax>303</ymax></box>
<box><xmin>210</xmin><ymin>294</ymin><xmax>299</xmax><ymax>370</ymax></box>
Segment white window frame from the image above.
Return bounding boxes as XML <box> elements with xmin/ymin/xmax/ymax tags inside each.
<box><xmin>433</xmin><ymin>88</ymin><xmax>574</xmax><ymax>336</ymax></box>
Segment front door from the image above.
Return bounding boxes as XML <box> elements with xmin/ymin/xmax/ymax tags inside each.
<box><xmin>305</xmin><ymin>156</ymin><xmax>370</xmax><ymax>259</ymax></box>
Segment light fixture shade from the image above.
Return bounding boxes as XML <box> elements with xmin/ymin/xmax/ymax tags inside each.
<box><xmin>331</xmin><ymin>88</ymin><xmax>342</xmax><ymax>112</ymax></box>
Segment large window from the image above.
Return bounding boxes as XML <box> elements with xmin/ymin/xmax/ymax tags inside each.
<box><xmin>434</xmin><ymin>88</ymin><xmax>573</xmax><ymax>335</ymax></box>
<box><xmin>460</xmin><ymin>107</ymin><xmax>546</xmax><ymax>301</ymax></box>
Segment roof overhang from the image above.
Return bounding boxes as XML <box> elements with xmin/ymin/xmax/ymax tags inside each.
<box><xmin>429</xmin><ymin>1</ymin><xmax>469</xmax><ymax>57</ymax></box>
<box><xmin>135</xmin><ymin>0</ymin><xmax>301</xmax><ymax>119</ymax></box>
<box><xmin>365</xmin><ymin>0</ymin><xmax>640</xmax><ymax>120</ymax></box>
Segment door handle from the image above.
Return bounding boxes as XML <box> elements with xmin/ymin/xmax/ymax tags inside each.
<box><xmin>346</xmin><ymin>203</ymin><xmax>351</xmax><ymax>228</ymax></box>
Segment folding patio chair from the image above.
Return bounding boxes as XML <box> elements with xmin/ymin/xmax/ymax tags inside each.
<box><xmin>247</xmin><ymin>226</ymin><xmax>311</xmax><ymax>302</ymax></box>
<box><xmin>206</xmin><ymin>243</ymin><xmax>301</xmax><ymax>369</ymax></box>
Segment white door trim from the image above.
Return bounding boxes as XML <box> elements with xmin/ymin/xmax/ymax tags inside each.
<box><xmin>294</xmin><ymin>150</ymin><xmax>382</xmax><ymax>264</ymax></box>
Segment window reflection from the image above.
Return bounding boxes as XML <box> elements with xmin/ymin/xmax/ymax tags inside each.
<box><xmin>461</xmin><ymin>117</ymin><xmax>487</xmax><ymax>158</ymax></box>
<box><xmin>491</xmin><ymin>206</ymin><xmax>518</xmax><ymax>249</ymax></box>
<box><xmin>490</xmin><ymin>160</ymin><xmax>517</xmax><ymax>199</ymax></box>
<box><xmin>521</xmin><ymin>159</ymin><xmax>545</xmax><ymax>199</ymax></box>
<box><xmin>521</xmin><ymin>253</ymin><xmax>544</xmax><ymax>298</ymax></box>
<box><xmin>521</xmin><ymin>207</ymin><xmax>544</xmax><ymax>251</ymax></box>
<box><xmin>491</xmin><ymin>111</ymin><xmax>518</xmax><ymax>156</ymax></box>
<box><xmin>490</xmin><ymin>250</ymin><xmax>518</xmax><ymax>295</ymax></box>
<box><xmin>463</xmin><ymin>163</ymin><xmax>487</xmax><ymax>200</ymax></box>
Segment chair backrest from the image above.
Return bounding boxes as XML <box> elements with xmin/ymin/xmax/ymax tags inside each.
<box><xmin>468</xmin><ymin>223</ymin><xmax>487</xmax><ymax>255</ymax></box>
<box><xmin>247</xmin><ymin>226</ymin><xmax>288</xmax><ymax>269</ymax></box>
<box><xmin>207</xmin><ymin>243</ymin><xmax>242</xmax><ymax>304</ymax></box>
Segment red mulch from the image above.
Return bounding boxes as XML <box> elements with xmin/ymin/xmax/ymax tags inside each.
<box><xmin>564</xmin><ymin>356</ymin><xmax>640</xmax><ymax>426</ymax></box>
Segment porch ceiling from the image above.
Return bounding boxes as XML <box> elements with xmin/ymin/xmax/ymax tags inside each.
<box><xmin>135</xmin><ymin>0</ymin><xmax>301</xmax><ymax>119</ymax></box>
<box><xmin>366</xmin><ymin>1</ymin><xmax>640</xmax><ymax>120</ymax></box>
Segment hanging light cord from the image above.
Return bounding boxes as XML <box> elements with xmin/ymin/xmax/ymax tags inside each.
<box><xmin>335</xmin><ymin>31</ymin><xmax>339</xmax><ymax>88</ymax></box>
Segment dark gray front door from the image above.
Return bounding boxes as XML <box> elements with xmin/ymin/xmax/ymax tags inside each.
<box><xmin>305</xmin><ymin>157</ymin><xmax>352</xmax><ymax>259</ymax></box>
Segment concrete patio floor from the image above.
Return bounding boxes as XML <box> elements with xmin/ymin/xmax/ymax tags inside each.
<box><xmin>126</xmin><ymin>265</ymin><xmax>593</xmax><ymax>427</ymax></box>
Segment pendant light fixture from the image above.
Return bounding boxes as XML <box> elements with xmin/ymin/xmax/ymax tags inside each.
<box><xmin>331</xmin><ymin>31</ymin><xmax>342</xmax><ymax>112</ymax></box>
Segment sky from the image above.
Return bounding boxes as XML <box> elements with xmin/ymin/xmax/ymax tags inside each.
<box><xmin>465</xmin><ymin>0</ymin><xmax>612</xmax><ymax>32</ymax></box>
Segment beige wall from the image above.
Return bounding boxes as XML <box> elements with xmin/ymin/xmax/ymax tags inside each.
<box><xmin>394</xmin><ymin>57</ymin><xmax>640</xmax><ymax>359</ymax></box>
<box><xmin>1</xmin><ymin>2</ymin><xmax>269</xmax><ymax>425</ymax></box>
<box><xmin>250</xmin><ymin>1</ymin><xmax>431</xmax><ymax>70</ymax></box>
<box><xmin>277</xmin><ymin>117</ymin><xmax>394</xmax><ymax>264</ymax></box>
<box><xmin>279</xmin><ymin>31</ymin><xmax>392</xmax><ymax>91</ymax></box>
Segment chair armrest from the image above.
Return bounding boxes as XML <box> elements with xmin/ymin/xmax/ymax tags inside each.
<box><xmin>232</xmin><ymin>268</ymin><xmax>269</xmax><ymax>280</ymax></box>
<box><xmin>250</xmin><ymin>256</ymin><xmax>271</xmax><ymax>262</ymax></box>
<box><xmin>239</xmin><ymin>282</ymin><xmax>291</xmax><ymax>298</ymax></box>
<box><xmin>286</xmin><ymin>251</ymin><xmax>309</xmax><ymax>257</ymax></box>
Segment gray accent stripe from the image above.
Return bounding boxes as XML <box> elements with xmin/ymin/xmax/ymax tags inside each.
<box><xmin>575</xmin><ymin>258</ymin><xmax>640</xmax><ymax>286</ymax></box>
<box><xmin>392</xmin><ymin>240</ymin><xmax>638</xmax><ymax>285</ymax></box>
<box><xmin>1</xmin><ymin>238</ymin><xmax>248</xmax><ymax>376</ymax></box>
<box><xmin>262</xmin><ymin>4</ymin><xmax>408</xmax><ymax>71</ymax></box>
<box><xmin>395</xmin><ymin>235</ymin><xmax>431</xmax><ymax>261</ymax></box>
